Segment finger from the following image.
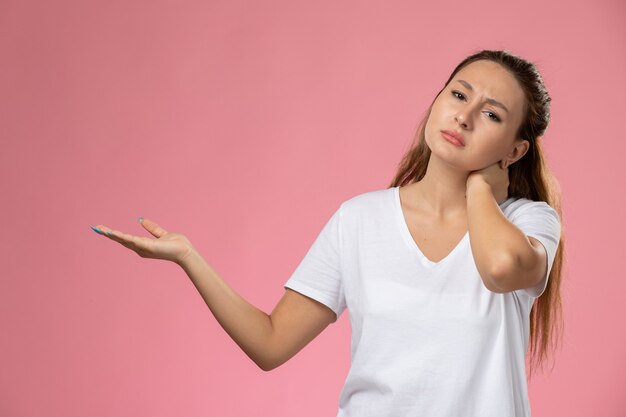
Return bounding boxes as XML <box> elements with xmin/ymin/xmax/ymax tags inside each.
<box><xmin>139</xmin><ymin>217</ymin><xmax>168</xmax><ymax>238</ymax></box>
<box><xmin>93</xmin><ymin>225</ymin><xmax>115</xmax><ymax>238</ymax></box>
<box><xmin>101</xmin><ymin>227</ymin><xmax>154</xmax><ymax>252</ymax></box>
<box><xmin>93</xmin><ymin>225</ymin><xmax>150</xmax><ymax>255</ymax></box>
<box><xmin>90</xmin><ymin>226</ymin><xmax>108</xmax><ymax>236</ymax></box>
<box><xmin>99</xmin><ymin>227</ymin><xmax>125</xmax><ymax>241</ymax></box>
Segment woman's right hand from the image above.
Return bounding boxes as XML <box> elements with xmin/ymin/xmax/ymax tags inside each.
<box><xmin>91</xmin><ymin>218</ymin><xmax>195</xmax><ymax>265</ymax></box>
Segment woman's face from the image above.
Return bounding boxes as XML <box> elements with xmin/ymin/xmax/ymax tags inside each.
<box><xmin>425</xmin><ymin>59</ymin><xmax>528</xmax><ymax>171</ymax></box>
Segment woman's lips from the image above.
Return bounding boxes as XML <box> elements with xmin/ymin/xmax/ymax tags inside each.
<box><xmin>441</xmin><ymin>131</ymin><xmax>465</xmax><ymax>147</ymax></box>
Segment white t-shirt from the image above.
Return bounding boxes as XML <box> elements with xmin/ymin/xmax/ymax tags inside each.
<box><xmin>284</xmin><ymin>186</ymin><xmax>562</xmax><ymax>417</ymax></box>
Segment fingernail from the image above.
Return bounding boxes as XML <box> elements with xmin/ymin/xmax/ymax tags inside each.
<box><xmin>138</xmin><ymin>217</ymin><xmax>144</xmax><ymax>223</ymax></box>
<box><xmin>91</xmin><ymin>226</ymin><xmax>105</xmax><ymax>236</ymax></box>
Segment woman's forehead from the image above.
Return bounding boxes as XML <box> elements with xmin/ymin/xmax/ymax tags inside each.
<box><xmin>456</xmin><ymin>62</ymin><xmax>515</xmax><ymax>91</ymax></box>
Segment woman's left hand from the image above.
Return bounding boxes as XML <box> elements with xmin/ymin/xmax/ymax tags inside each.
<box><xmin>467</xmin><ymin>160</ymin><xmax>510</xmax><ymax>205</ymax></box>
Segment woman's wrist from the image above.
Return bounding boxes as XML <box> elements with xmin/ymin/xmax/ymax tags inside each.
<box><xmin>176</xmin><ymin>245</ymin><xmax>199</xmax><ymax>268</ymax></box>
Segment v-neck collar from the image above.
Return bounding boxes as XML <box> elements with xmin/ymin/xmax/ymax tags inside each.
<box><xmin>392</xmin><ymin>186</ymin><xmax>511</xmax><ymax>268</ymax></box>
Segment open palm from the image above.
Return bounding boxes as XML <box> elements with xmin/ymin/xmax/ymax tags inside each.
<box><xmin>91</xmin><ymin>218</ymin><xmax>194</xmax><ymax>265</ymax></box>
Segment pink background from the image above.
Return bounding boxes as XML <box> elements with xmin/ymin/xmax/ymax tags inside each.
<box><xmin>1</xmin><ymin>0</ymin><xmax>624</xmax><ymax>416</ymax></box>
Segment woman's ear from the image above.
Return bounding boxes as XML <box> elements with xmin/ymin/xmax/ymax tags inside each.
<box><xmin>504</xmin><ymin>139</ymin><xmax>529</xmax><ymax>168</ymax></box>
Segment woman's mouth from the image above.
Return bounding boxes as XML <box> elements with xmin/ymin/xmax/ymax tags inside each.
<box><xmin>441</xmin><ymin>131</ymin><xmax>465</xmax><ymax>147</ymax></box>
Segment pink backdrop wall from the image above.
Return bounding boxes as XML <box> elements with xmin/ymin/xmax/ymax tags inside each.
<box><xmin>1</xmin><ymin>0</ymin><xmax>624</xmax><ymax>416</ymax></box>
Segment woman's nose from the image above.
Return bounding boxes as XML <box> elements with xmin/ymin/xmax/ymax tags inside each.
<box><xmin>455</xmin><ymin>102</ymin><xmax>478</xmax><ymax>128</ymax></box>
<box><xmin>455</xmin><ymin>114</ymin><xmax>469</xmax><ymax>128</ymax></box>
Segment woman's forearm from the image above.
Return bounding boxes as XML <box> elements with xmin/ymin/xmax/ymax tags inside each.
<box><xmin>466</xmin><ymin>178</ymin><xmax>523</xmax><ymax>291</ymax></box>
<box><xmin>177</xmin><ymin>248</ymin><xmax>274</xmax><ymax>371</ymax></box>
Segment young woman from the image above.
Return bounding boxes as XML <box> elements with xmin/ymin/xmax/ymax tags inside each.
<box><xmin>91</xmin><ymin>49</ymin><xmax>566</xmax><ymax>417</ymax></box>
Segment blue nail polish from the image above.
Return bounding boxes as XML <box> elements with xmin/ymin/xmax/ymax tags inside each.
<box><xmin>91</xmin><ymin>226</ymin><xmax>105</xmax><ymax>236</ymax></box>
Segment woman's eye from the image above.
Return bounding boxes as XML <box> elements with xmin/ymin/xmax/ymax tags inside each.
<box><xmin>452</xmin><ymin>91</ymin><xmax>501</xmax><ymax>122</ymax></box>
<box><xmin>486</xmin><ymin>112</ymin><xmax>501</xmax><ymax>122</ymax></box>
<box><xmin>452</xmin><ymin>91</ymin><xmax>465</xmax><ymax>100</ymax></box>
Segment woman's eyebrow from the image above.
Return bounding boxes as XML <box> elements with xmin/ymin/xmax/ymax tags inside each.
<box><xmin>456</xmin><ymin>79</ymin><xmax>510</xmax><ymax>114</ymax></box>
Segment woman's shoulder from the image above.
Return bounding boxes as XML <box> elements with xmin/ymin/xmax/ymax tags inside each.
<box><xmin>501</xmin><ymin>196</ymin><xmax>558</xmax><ymax>220</ymax></box>
<box><xmin>340</xmin><ymin>186</ymin><xmax>396</xmax><ymax>212</ymax></box>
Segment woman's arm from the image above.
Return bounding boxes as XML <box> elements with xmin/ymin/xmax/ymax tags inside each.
<box><xmin>93</xmin><ymin>218</ymin><xmax>337</xmax><ymax>372</ymax></box>
<box><xmin>466</xmin><ymin>177</ymin><xmax>547</xmax><ymax>294</ymax></box>
<box><xmin>178</xmin><ymin>249</ymin><xmax>337</xmax><ymax>371</ymax></box>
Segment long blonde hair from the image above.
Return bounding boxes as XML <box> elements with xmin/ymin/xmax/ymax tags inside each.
<box><xmin>388</xmin><ymin>49</ymin><xmax>567</xmax><ymax>379</ymax></box>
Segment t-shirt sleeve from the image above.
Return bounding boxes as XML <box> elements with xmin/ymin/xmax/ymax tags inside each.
<box><xmin>510</xmin><ymin>201</ymin><xmax>562</xmax><ymax>298</ymax></box>
<box><xmin>283</xmin><ymin>203</ymin><xmax>347</xmax><ymax>321</ymax></box>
